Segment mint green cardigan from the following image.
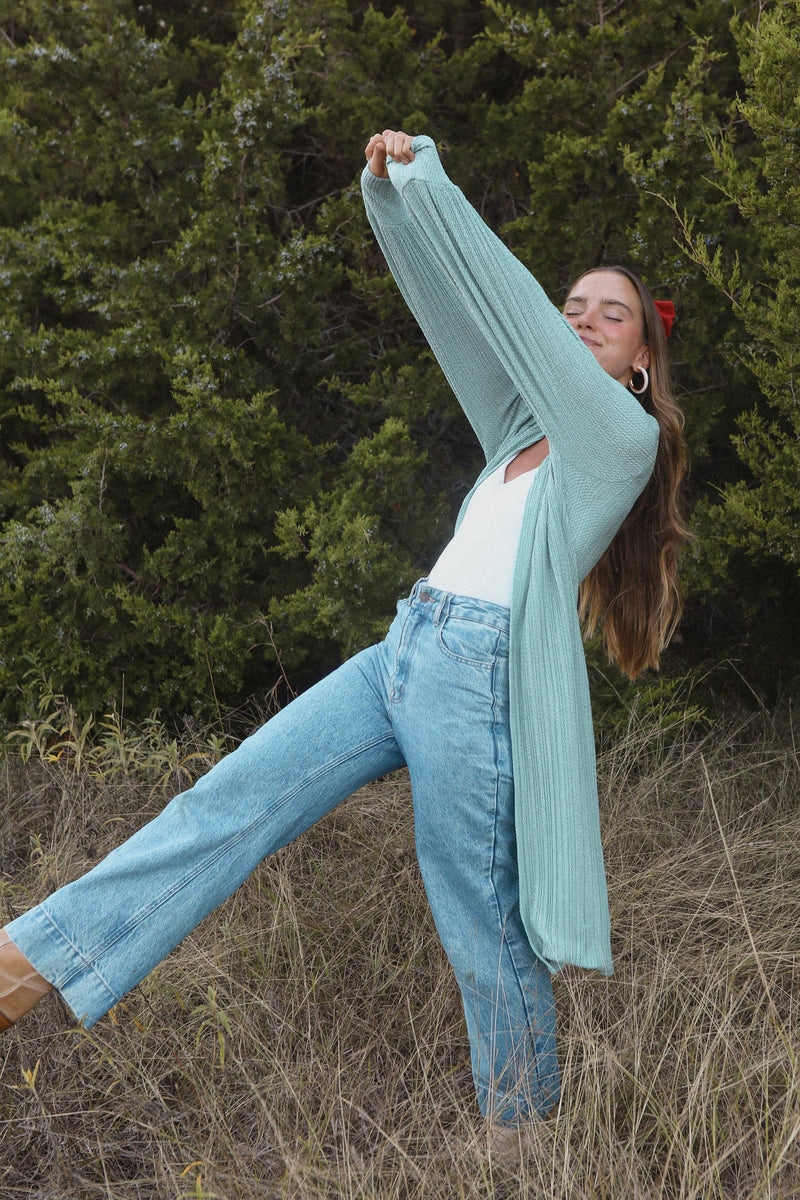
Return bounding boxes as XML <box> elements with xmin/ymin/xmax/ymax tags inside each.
<box><xmin>361</xmin><ymin>137</ymin><xmax>659</xmax><ymax>976</ymax></box>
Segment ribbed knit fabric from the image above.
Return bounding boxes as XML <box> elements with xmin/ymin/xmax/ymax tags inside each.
<box><xmin>361</xmin><ymin>137</ymin><xmax>659</xmax><ymax>975</ymax></box>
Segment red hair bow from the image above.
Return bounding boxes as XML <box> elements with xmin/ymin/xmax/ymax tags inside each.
<box><xmin>654</xmin><ymin>300</ymin><xmax>675</xmax><ymax>338</ymax></box>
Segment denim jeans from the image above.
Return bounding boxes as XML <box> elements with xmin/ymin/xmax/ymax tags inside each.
<box><xmin>8</xmin><ymin>581</ymin><xmax>559</xmax><ymax>1122</ymax></box>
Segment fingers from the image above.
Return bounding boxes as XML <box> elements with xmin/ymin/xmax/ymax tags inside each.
<box><xmin>364</xmin><ymin>129</ymin><xmax>415</xmax><ymax>178</ymax></box>
<box><xmin>365</xmin><ymin>134</ymin><xmax>388</xmax><ymax>178</ymax></box>
<box><xmin>382</xmin><ymin>129</ymin><xmax>415</xmax><ymax>164</ymax></box>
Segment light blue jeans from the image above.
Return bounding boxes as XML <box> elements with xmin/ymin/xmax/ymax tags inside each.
<box><xmin>8</xmin><ymin>581</ymin><xmax>559</xmax><ymax>1122</ymax></box>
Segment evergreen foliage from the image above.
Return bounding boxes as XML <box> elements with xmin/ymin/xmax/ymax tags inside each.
<box><xmin>0</xmin><ymin>0</ymin><xmax>796</xmax><ymax>721</ymax></box>
<box><xmin>674</xmin><ymin>0</ymin><xmax>800</xmax><ymax>682</ymax></box>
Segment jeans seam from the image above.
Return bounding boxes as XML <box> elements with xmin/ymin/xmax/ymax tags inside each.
<box><xmin>390</xmin><ymin>598</ymin><xmax>416</xmax><ymax>704</ymax></box>
<box><xmin>37</xmin><ymin>908</ymin><xmax>121</xmax><ymax>1003</ymax></box>
<box><xmin>435</xmin><ymin>623</ymin><xmax>502</xmax><ymax>669</ymax></box>
<box><xmin>486</xmin><ymin>659</ymin><xmax>546</xmax><ymax>1101</ymax></box>
<box><xmin>59</xmin><ymin>729</ymin><xmax>400</xmax><ymax>974</ymax></box>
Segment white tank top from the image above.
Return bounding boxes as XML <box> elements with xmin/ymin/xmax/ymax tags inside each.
<box><xmin>427</xmin><ymin>458</ymin><xmax>540</xmax><ymax>609</ymax></box>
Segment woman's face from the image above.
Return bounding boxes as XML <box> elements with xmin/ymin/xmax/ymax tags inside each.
<box><xmin>563</xmin><ymin>271</ymin><xmax>650</xmax><ymax>386</ymax></box>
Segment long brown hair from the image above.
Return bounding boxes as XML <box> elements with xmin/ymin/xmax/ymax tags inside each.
<box><xmin>575</xmin><ymin>266</ymin><xmax>689</xmax><ymax>678</ymax></box>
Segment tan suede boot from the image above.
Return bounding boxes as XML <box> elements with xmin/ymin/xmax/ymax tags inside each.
<box><xmin>0</xmin><ymin>929</ymin><xmax>52</xmax><ymax>1031</ymax></box>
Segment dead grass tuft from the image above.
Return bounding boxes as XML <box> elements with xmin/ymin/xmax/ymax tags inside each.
<box><xmin>1</xmin><ymin>702</ymin><xmax>798</xmax><ymax>1197</ymax></box>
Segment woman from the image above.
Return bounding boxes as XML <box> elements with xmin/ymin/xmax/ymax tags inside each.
<box><xmin>0</xmin><ymin>131</ymin><xmax>686</xmax><ymax>1156</ymax></box>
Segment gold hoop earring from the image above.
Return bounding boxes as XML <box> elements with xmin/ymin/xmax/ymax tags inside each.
<box><xmin>629</xmin><ymin>365</ymin><xmax>649</xmax><ymax>395</ymax></box>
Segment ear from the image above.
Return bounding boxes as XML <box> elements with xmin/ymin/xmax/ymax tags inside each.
<box><xmin>636</xmin><ymin>344</ymin><xmax>651</xmax><ymax>371</ymax></box>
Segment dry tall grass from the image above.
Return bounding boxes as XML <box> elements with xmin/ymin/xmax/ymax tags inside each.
<box><xmin>1</xmin><ymin>698</ymin><xmax>798</xmax><ymax>1198</ymax></box>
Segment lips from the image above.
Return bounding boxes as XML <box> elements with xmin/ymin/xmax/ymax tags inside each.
<box><xmin>579</xmin><ymin>335</ymin><xmax>600</xmax><ymax>347</ymax></box>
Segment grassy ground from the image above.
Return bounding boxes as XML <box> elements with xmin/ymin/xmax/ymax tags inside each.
<box><xmin>1</xmin><ymin>697</ymin><xmax>798</xmax><ymax>1198</ymax></box>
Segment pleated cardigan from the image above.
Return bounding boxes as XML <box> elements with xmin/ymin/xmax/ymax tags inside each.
<box><xmin>361</xmin><ymin>137</ymin><xmax>659</xmax><ymax>975</ymax></box>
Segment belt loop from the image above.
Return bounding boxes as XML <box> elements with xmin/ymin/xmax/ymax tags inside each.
<box><xmin>434</xmin><ymin>591</ymin><xmax>449</xmax><ymax>625</ymax></box>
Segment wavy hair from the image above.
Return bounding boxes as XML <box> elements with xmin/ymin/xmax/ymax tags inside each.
<box><xmin>575</xmin><ymin>266</ymin><xmax>689</xmax><ymax>678</ymax></box>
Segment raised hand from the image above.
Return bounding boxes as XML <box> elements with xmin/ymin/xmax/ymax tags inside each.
<box><xmin>365</xmin><ymin>129</ymin><xmax>415</xmax><ymax>178</ymax></box>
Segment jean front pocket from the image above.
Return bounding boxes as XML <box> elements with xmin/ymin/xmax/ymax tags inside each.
<box><xmin>436</xmin><ymin>615</ymin><xmax>508</xmax><ymax>669</ymax></box>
